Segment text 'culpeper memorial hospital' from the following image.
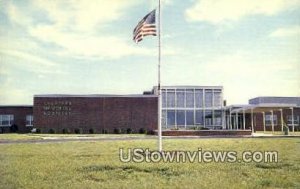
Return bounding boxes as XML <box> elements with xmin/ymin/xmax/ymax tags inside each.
<box><xmin>0</xmin><ymin>86</ymin><xmax>299</xmax><ymax>135</ymax></box>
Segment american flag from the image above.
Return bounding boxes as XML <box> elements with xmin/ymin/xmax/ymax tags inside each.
<box><xmin>133</xmin><ymin>9</ymin><xmax>157</xmax><ymax>43</ymax></box>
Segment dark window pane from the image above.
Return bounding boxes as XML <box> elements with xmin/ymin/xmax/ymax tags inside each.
<box><xmin>176</xmin><ymin>110</ymin><xmax>185</xmax><ymax>126</ymax></box>
<box><xmin>186</xmin><ymin>110</ymin><xmax>194</xmax><ymax>125</ymax></box>
<box><xmin>205</xmin><ymin>110</ymin><xmax>213</xmax><ymax>126</ymax></box>
<box><xmin>167</xmin><ymin>110</ymin><xmax>175</xmax><ymax>126</ymax></box>
<box><xmin>214</xmin><ymin>110</ymin><xmax>222</xmax><ymax>125</ymax></box>
<box><xmin>196</xmin><ymin>110</ymin><xmax>203</xmax><ymax>125</ymax></box>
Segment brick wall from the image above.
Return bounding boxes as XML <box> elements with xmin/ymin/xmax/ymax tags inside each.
<box><xmin>33</xmin><ymin>96</ymin><xmax>158</xmax><ymax>134</ymax></box>
<box><xmin>0</xmin><ymin>106</ymin><xmax>33</xmax><ymax>133</ymax></box>
<box><xmin>246</xmin><ymin>108</ymin><xmax>300</xmax><ymax>132</ymax></box>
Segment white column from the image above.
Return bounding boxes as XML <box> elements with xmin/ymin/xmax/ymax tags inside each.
<box><xmin>229</xmin><ymin>108</ymin><xmax>232</xmax><ymax>130</ymax></box>
<box><xmin>243</xmin><ymin>109</ymin><xmax>246</xmax><ymax>130</ymax></box>
<box><xmin>227</xmin><ymin>113</ymin><xmax>230</xmax><ymax>130</ymax></box>
<box><xmin>174</xmin><ymin>89</ymin><xmax>177</xmax><ymax>129</ymax></box>
<box><xmin>251</xmin><ymin>109</ymin><xmax>254</xmax><ymax>134</ymax></box>
<box><xmin>262</xmin><ymin>112</ymin><xmax>266</xmax><ymax>133</ymax></box>
<box><xmin>203</xmin><ymin>89</ymin><xmax>205</xmax><ymax>128</ymax></box>
<box><xmin>280</xmin><ymin>109</ymin><xmax>283</xmax><ymax>132</ymax></box>
<box><xmin>270</xmin><ymin>110</ymin><xmax>274</xmax><ymax>133</ymax></box>
<box><xmin>212</xmin><ymin>89</ymin><xmax>215</xmax><ymax>130</ymax></box>
<box><xmin>291</xmin><ymin>107</ymin><xmax>295</xmax><ymax>132</ymax></box>
<box><xmin>235</xmin><ymin>112</ymin><xmax>238</xmax><ymax>130</ymax></box>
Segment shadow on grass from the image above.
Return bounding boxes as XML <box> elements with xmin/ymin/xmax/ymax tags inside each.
<box><xmin>255</xmin><ymin>163</ymin><xmax>292</xmax><ymax>169</ymax></box>
<box><xmin>79</xmin><ymin>164</ymin><xmax>183</xmax><ymax>179</ymax></box>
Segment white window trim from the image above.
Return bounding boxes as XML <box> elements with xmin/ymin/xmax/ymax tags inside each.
<box><xmin>26</xmin><ymin>115</ymin><xmax>34</xmax><ymax>127</ymax></box>
<box><xmin>265</xmin><ymin>114</ymin><xmax>277</xmax><ymax>126</ymax></box>
<box><xmin>287</xmin><ymin>115</ymin><xmax>299</xmax><ymax>126</ymax></box>
<box><xmin>0</xmin><ymin>114</ymin><xmax>14</xmax><ymax>127</ymax></box>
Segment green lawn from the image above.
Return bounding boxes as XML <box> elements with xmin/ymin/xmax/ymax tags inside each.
<box><xmin>0</xmin><ymin>137</ymin><xmax>299</xmax><ymax>189</ymax></box>
<box><xmin>0</xmin><ymin>134</ymin><xmax>150</xmax><ymax>141</ymax></box>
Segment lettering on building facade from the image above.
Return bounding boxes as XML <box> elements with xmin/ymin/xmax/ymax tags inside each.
<box><xmin>43</xmin><ymin>101</ymin><xmax>72</xmax><ymax>116</ymax></box>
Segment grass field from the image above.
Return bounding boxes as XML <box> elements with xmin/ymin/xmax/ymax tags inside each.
<box><xmin>0</xmin><ymin>134</ymin><xmax>151</xmax><ymax>141</ymax></box>
<box><xmin>0</xmin><ymin>135</ymin><xmax>299</xmax><ymax>189</ymax></box>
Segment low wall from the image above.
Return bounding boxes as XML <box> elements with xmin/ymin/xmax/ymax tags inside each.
<box><xmin>156</xmin><ymin>130</ymin><xmax>252</xmax><ymax>136</ymax></box>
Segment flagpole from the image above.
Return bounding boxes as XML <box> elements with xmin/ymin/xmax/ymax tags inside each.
<box><xmin>157</xmin><ymin>0</ymin><xmax>162</xmax><ymax>152</ymax></box>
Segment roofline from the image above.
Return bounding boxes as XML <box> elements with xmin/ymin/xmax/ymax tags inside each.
<box><xmin>250</xmin><ymin>96</ymin><xmax>300</xmax><ymax>99</ymax></box>
<box><xmin>34</xmin><ymin>94</ymin><xmax>158</xmax><ymax>98</ymax></box>
<box><xmin>153</xmin><ymin>86</ymin><xmax>223</xmax><ymax>89</ymax></box>
<box><xmin>229</xmin><ymin>103</ymin><xmax>299</xmax><ymax>113</ymax></box>
<box><xmin>0</xmin><ymin>105</ymin><xmax>33</xmax><ymax>108</ymax></box>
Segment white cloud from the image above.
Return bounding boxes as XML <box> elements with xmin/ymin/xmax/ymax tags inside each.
<box><xmin>5</xmin><ymin>0</ymin><xmax>154</xmax><ymax>60</ymax></box>
<box><xmin>270</xmin><ymin>25</ymin><xmax>300</xmax><ymax>38</ymax></box>
<box><xmin>1</xmin><ymin>49</ymin><xmax>57</xmax><ymax>67</ymax></box>
<box><xmin>5</xmin><ymin>2</ymin><xmax>33</xmax><ymax>27</ymax></box>
<box><xmin>185</xmin><ymin>0</ymin><xmax>300</xmax><ymax>24</ymax></box>
<box><xmin>28</xmin><ymin>25</ymin><xmax>153</xmax><ymax>59</ymax></box>
<box><xmin>32</xmin><ymin>0</ymin><xmax>140</xmax><ymax>32</ymax></box>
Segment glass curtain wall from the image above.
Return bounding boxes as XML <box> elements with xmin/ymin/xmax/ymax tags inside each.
<box><xmin>161</xmin><ymin>87</ymin><xmax>223</xmax><ymax>129</ymax></box>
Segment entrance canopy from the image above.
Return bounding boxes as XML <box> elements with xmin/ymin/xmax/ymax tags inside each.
<box><xmin>228</xmin><ymin>103</ymin><xmax>298</xmax><ymax>114</ymax></box>
<box><xmin>225</xmin><ymin>103</ymin><xmax>299</xmax><ymax>133</ymax></box>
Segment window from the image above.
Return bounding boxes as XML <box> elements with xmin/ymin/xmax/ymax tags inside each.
<box><xmin>26</xmin><ymin>115</ymin><xmax>33</xmax><ymax>126</ymax></box>
<box><xmin>176</xmin><ymin>90</ymin><xmax>185</xmax><ymax>108</ymax></box>
<box><xmin>287</xmin><ymin>115</ymin><xmax>299</xmax><ymax>126</ymax></box>
<box><xmin>0</xmin><ymin>115</ymin><xmax>14</xmax><ymax>127</ymax></box>
<box><xmin>186</xmin><ymin>89</ymin><xmax>194</xmax><ymax>108</ymax></box>
<box><xmin>195</xmin><ymin>89</ymin><xmax>203</xmax><ymax>108</ymax></box>
<box><xmin>167</xmin><ymin>110</ymin><xmax>175</xmax><ymax>126</ymax></box>
<box><xmin>161</xmin><ymin>110</ymin><xmax>167</xmax><ymax>127</ymax></box>
<box><xmin>176</xmin><ymin>110</ymin><xmax>185</xmax><ymax>126</ymax></box>
<box><xmin>166</xmin><ymin>90</ymin><xmax>175</xmax><ymax>108</ymax></box>
<box><xmin>214</xmin><ymin>110</ymin><xmax>222</xmax><ymax>126</ymax></box>
<box><xmin>195</xmin><ymin>110</ymin><xmax>204</xmax><ymax>125</ymax></box>
<box><xmin>205</xmin><ymin>89</ymin><xmax>213</xmax><ymax>107</ymax></box>
<box><xmin>186</xmin><ymin>110</ymin><xmax>194</xmax><ymax>126</ymax></box>
<box><xmin>265</xmin><ymin>115</ymin><xmax>277</xmax><ymax>126</ymax></box>
<box><xmin>213</xmin><ymin>90</ymin><xmax>222</xmax><ymax>107</ymax></box>
<box><xmin>205</xmin><ymin>110</ymin><xmax>213</xmax><ymax>126</ymax></box>
<box><xmin>162</xmin><ymin>90</ymin><xmax>167</xmax><ymax>108</ymax></box>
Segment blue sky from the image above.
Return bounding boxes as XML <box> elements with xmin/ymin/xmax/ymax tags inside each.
<box><xmin>0</xmin><ymin>0</ymin><xmax>299</xmax><ymax>105</ymax></box>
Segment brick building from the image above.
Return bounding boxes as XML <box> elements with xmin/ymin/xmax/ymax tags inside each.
<box><xmin>224</xmin><ymin>97</ymin><xmax>300</xmax><ymax>132</ymax></box>
<box><xmin>0</xmin><ymin>106</ymin><xmax>33</xmax><ymax>133</ymax></box>
<box><xmin>0</xmin><ymin>86</ymin><xmax>299</xmax><ymax>134</ymax></box>
<box><xmin>33</xmin><ymin>95</ymin><xmax>158</xmax><ymax>134</ymax></box>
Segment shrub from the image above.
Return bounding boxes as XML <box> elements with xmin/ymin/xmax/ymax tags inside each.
<box><xmin>102</xmin><ymin>129</ymin><xmax>108</xmax><ymax>134</ymax></box>
<box><xmin>147</xmin><ymin>130</ymin><xmax>155</xmax><ymax>135</ymax></box>
<box><xmin>62</xmin><ymin>128</ymin><xmax>71</xmax><ymax>134</ymax></box>
<box><xmin>36</xmin><ymin>128</ymin><xmax>41</xmax><ymax>133</ymax></box>
<box><xmin>10</xmin><ymin>124</ymin><xmax>18</xmax><ymax>133</ymax></box>
<box><xmin>113</xmin><ymin>128</ymin><xmax>121</xmax><ymax>134</ymax></box>
<box><xmin>139</xmin><ymin>128</ymin><xmax>147</xmax><ymax>134</ymax></box>
<box><xmin>49</xmin><ymin>128</ymin><xmax>56</xmax><ymax>134</ymax></box>
<box><xmin>199</xmin><ymin>127</ymin><xmax>209</xmax><ymax>130</ymax></box>
<box><xmin>126</xmin><ymin>128</ymin><xmax>132</xmax><ymax>134</ymax></box>
<box><xmin>89</xmin><ymin>128</ymin><xmax>95</xmax><ymax>134</ymax></box>
<box><xmin>74</xmin><ymin>128</ymin><xmax>83</xmax><ymax>134</ymax></box>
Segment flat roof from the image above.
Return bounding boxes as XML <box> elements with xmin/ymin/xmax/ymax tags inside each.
<box><xmin>0</xmin><ymin>105</ymin><xmax>33</xmax><ymax>108</ymax></box>
<box><xmin>34</xmin><ymin>94</ymin><xmax>158</xmax><ymax>98</ymax></box>
<box><xmin>249</xmin><ymin>96</ymin><xmax>300</xmax><ymax>106</ymax></box>
<box><xmin>229</xmin><ymin>103</ymin><xmax>298</xmax><ymax>114</ymax></box>
<box><xmin>153</xmin><ymin>86</ymin><xmax>223</xmax><ymax>90</ymax></box>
